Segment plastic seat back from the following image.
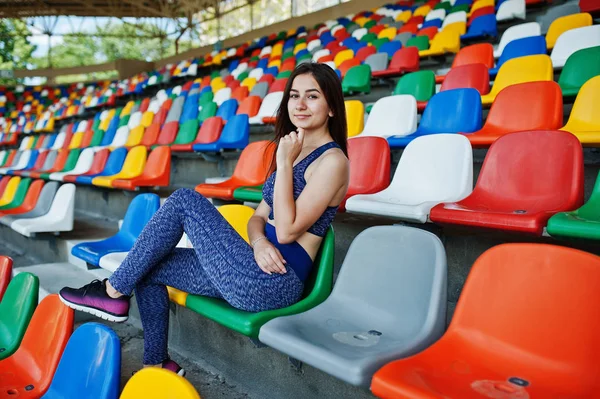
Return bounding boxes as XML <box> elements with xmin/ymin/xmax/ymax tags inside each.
<box><xmin>0</xmin><ymin>256</ymin><xmax>12</xmax><ymax>301</ymax></box>
<box><xmin>486</xmin><ymin>54</ymin><xmax>553</xmax><ymax>98</ymax></box>
<box><xmin>120</xmin><ymin>193</ymin><xmax>161</xmax><ymax>244</ymax></box>
<box><xmin>474</xmin><ymin>130</ymin><xmax>583</xmax><ymax>210</ymax></box>
<box><xmin>346</xmin><ymin>136</ymin><xmax>390</xmax><ymax>200</ymax></box>
<box><xmin>406</xmin><ymin>35</ymin><xmax>429</xmax><ymax>50</ymax></box>
<box><xmin>215</xmin><ymin>114</ymin><xmax>249</xmax><ymax>150</ymax></box>
<box><xmin>0</xmin><ymin>272</ymin><xmax>39</xmax><ymax>358</ymax></box>
<box><xmin>236</xmin><ymin>95</ymin><xmax>261</xmax><ymax>117</ymax></box>
<box><xmin>563</xmin><ymin>76</ymin><xmax>600</xmax><ymax>133</ymax></box>
<box><xmin>217</xmin><ymin>205</ymin><xmax>256</xmax><ymax>242</ymax></box>
<box><xmin>0</xmin><ymin>176</ymin><xmax>21</xmax><ymax>205</ymax></box>
<box><xmin>10</xmin><ymin>181</ymin><xmax>59</xmax><ymax>219</ymax></box>
<box><xmin>493</xmin><ymin>35</ymin><xmax>547</xmax><ymax>72</ymax></box>
<box><xmin>452</xmin><ymin>43</ymin><xmax>495</xmax><ymax>69</ymax></box>
<box><xmin>551</xmin><ymin>25</ymin><xmax>600</xmax><ymax>68</ymax></box>
<box><xmin>494</xmin><ymin>22</ymin><xmax>541</xmax><ymax>57</ymax></box>
<box><xmin>394</xmin><ymin>70</ymin><xmax>436</xmax><ymax>101</ymax></box>
<box><xmin>362</xmin><ymin>95</ymin><xmax>417</xmax><ymax>137</ymax></box>
<box><xmin>120</xmin><ymin>368</ymin><xmax>200</xmax><ymax>399</ymax></box>
<box><xmin>546</xmin><ymin>13</ymin><xmax>593</xmax><ymax>49</ymax></box>
<box><xmin>364</xmin><ymin>53</ymin><xmax>388</xmax><ymax>73</ymax></box>
<box><xmin>43</xmin><ymin>323</ymin><xmax>120</xmax><ymax>399</ymax></box>
<box><xmin>419</xmin><ymin>88</ymin><xmax>482</xmax><ymax>134</ymax></box>
<box><xmin>216</xmin><ymin>98</ymin><xmax>238</xmax><ymax>122</ymax></box>
<box><xmin>345</xmin><ymin>100</ymin><xmax>364</xmax><ymax>138</ymax></box>
<box><xmin>230</xmin><ymin>140</ymin><xmax>276</xmax><ymax>184</ymax></box>
<box><xmin>440</xmin><ymin>63</ymin><xmax>490</xmax><ymax>94</ymax></box>
<box><xmin>558</xmin><ymin>46</ymin><xmax>600</xmax><ymax>97</ymax></box>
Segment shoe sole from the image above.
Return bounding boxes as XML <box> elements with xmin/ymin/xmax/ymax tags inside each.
<box><xmin>59</xmin><ymin>294</ymin><xmax>128</xmax><ymax>323</ymax></box>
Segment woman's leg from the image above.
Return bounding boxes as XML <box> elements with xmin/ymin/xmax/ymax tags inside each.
<box><xmin>109</xmin><ymin>188</ymin><xmax>304</xmax><ymax>313</ymax></box>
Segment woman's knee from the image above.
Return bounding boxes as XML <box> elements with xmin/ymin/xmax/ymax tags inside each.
<box><xmin>169</xmin><ymin>188</ymin><xmax>208</xmax><ymax>208</ymax></box>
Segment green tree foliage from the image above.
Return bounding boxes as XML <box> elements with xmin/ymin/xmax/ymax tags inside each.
<box><xmin>0</xmin><ymin>19</ymin><xmax>36</xmax><ymax>84</ymax></box>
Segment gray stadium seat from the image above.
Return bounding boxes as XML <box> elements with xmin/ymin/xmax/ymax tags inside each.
<box><xmin>165</xmin><ymin>96</ymin><xmax>185</xmax><ymax>123</ymax></box>
<box><xmin>394</xmin><ymin>32</ymin><xmax>413</xmax><ymax>46</ymax></box>
<box><xmin>365</xmin><ymin>53</ymin><xmax>389</xmax><ymax>73</ymax></box>
<box><xmin>249</xmin><ymin>81</ymin><xmax>269</xmax><ymax>99</ymax></box>
<box><xmin>388</xmin><ymin>20</ymin><xmax>404</xmax><ymax>30</ymax></box>
<box><xmin>259</xmin><ymin>225</ymin><xmax>447</xmax><ymax>388</ymax></box>
<box><xmin>0</xmin><ymin>181</ymin><xmax>59</xmax><ymax>226</ymax></box>
<box><xmin>380</xmin><ymin>16</ymin><xmax>396</xmax><ymax>25</ymax></box>
<box><xmin>21</xmin><ymin>150</ymin><xmax>58</xmax><ymax>178</ymax></box>
<box><xmin>219</xmin><ymin>68</ymin><xmax>230</xmax><ymax>78</ymax></box>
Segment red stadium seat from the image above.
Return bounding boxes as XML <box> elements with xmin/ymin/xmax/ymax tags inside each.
<box><xmin>440</xmin><ymin>63</ymin><xmax>490</xmax><ymax>94</ymax></box>
<box><xmin>372</xmin><ymin>47</ymin><xmax>420</xmax><ymax>78</ymax></box>
<box><xmin>170</xmin><ymin>116</ymin><xmax>223</xmax><ymax>152</ymax></box>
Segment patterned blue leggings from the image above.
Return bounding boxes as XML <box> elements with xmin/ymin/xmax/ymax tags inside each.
<box><xmin>108</xmin><ymin>188</ymin><xmax>304</xmax><ymax>365</ymax></box>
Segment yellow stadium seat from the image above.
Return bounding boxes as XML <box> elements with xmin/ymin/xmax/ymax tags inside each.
<box><xmin>396</xmin><ymin>10</ymin><xmax>412</xmax><ymax>22</ymax></box>
<box><xmin>100</xmin><ymin>110</ymin><xmax>116</xmax><ymax>131</ymax></box>
<box><xmin>121</xmin><ymin>101</ymin><xmax>135</xmax><ymax>117</ymax></box>
<box><xmin>210</xmin><ymin>77</ymin><xmax>226</xmax><ymax>92</ymax></box>
<box><xmin>271</xmin><ymin>42</ymin><xmax>283</xmax><ymax>58</ymax></box>
<box><xmin>293</xmin><ymin>42</ymin><xmax>307</xmax><ymax>55</ymax></box>
<box><xmin>378</xmin><ymin>27</ymin><xmax>397</xmax><ymax>41</ymax></box>
<box><xmin>68</xmin><ymin>132</ymin><xmax>84</xmax><ymax>149</ymax></box>
<box><xmin>480</xmin><ymin>54</ymin><xmax>553</xmax><ymax>106</ymax></box>
<box><xmin>241</xmin><ymin>77</ymin><xmax>257</xmax><ymax>91</ymax></box>
<box><xmin>141</xmin><ymin>111</ymin><xmax>154</xmax><ymax>128</ymax></box>
<box><xmin>125</xmin><ymin>125</ymin><xmax>145</xmax><ymax>147</ymax></box>
<box><xmin>268</xmin><ymin>59</ymin><xmax>281</xmax><ymax>69</ymax></box>
<box><xmin>468</xmin><ymin>0</ymin><xmax>495</xmax><ymax>16</ymax></box>
<box><xmin>345</xmin><ymin>100</ymin><xmax>364</xmax><ymax>138</ymax></box>
<box><xmin>334</xmin><ymin>49</ymin><xmax>354</xmax><ymax>68</ymax></box>
<box><xmin>216</xmin><ymin>204</ymin><xmax>254</xmax><ymax>243</ymax></box>
<box><xmin>92</xmin><ymin>146</ymin><xmax>147</xmax><ymax>188</ymax></box>
<box><xmin>561</xmin><ymin>76</ymin><xmax>600</xmax><ymax>146</ymax></box>
<box><xmin>443</xmin><ymin>21</ymin><xmax>467</xmax><ymax>35</ymax></box>
<box><xmin>546</xmin><ymin>13</ymin><xmax>593</xmax><ymax>50</ymax></box>
<box><xmin>0</xmin><ymin>177</ymin><xmax>21</xmax><ymax>207</ymax></box>
<box><xmin>212</xmin><ymin>53</ymin><xmax>223</xmax><ymax>65</ymax></box>
<box><xmin>167</xmin><ymin>287</ymin><xmax>188</xmax><ymax>306</ymax></box>
<box><xmin>22</xmin><ymin>136</ymin><xmax>34</xmax><ymax>149</ymax></box>
<box><xmin>120</xmin><ymin>368</ymin><xmax>201</xmax><ymax>399</ymax></box>
<box><xmin>419</xmin><ymin>29</ymin><xmax>461</xmax><ymax>57</ymax></box>
<box><xmin>354</xmin><ymin>17</ymin><xmax>370</xmax><ymax>27</ymax></box>
<box><xmin>414</xmin><ymin>5</ymin><xmax>431</xmax><ymax>17</ymax></box>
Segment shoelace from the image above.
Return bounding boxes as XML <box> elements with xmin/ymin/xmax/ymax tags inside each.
<box><xmin>82</xmin><ymin>279</ymin><xmax>104</xmax><ymax>296</ymax></box>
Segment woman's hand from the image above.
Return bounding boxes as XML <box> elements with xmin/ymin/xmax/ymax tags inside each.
<box><xmin>253</xmin><ymin>239</ymin><xmax>287</xmax><ymax>275</ymax></box>
<box><xmin>276</xmin><ymin>128</ymin><xmax>304</xmax><ymax>167</ymax></box>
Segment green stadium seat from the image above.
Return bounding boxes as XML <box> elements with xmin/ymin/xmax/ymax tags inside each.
<box><xmin>342</xmin><ymin>64</ymin><xmax>371</xmax><ymax>95</ymax></box>
<box><xmin>558</xmin><ymin>46</ymin><xmax>600</xmax><ymax>98</ymax></box>
<box><xmin>393</xmin><ymin>70</ymin><xmax>436</xmax><ymax>111</ymax></box>
<box><xmin>233</xmin><ymin>185</ymin><xmax>263</xmax><ymax>202</ymax></box>
<box><xmin>406</xmin><ymin>35</ymin><xmax>430</xmax><ymax>51</ymax></box>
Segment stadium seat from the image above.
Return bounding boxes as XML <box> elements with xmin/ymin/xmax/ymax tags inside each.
<box><xmin>0</xmin><ymin>181</ymin><xmax>58</xmax><ymax>225</ymax></box>
<box><xmin>259</xmin><ymin>225</ymin><xmax>447</xmax><ymax>387</ymax></box>
<box><xmin>29</xmin><ymin>149</ymin><xmax>70</xmax><ymax>179</ymax></box>
<box><xmin>371</xmin><ymin>243</ymin><xmax>600</xmax><ymax>399</ymax></box>
<box><xmin>465</xmin><ymin>81</ymin><xmax>564</xmax><ymax>147</ymax></box>
<box><xmin>342</xmin><ymin>64</ymin><xmax>371</xmax><ymax>95</ymax></box>
<box><xmin>347</xmin><ymin>134</ymin><xmax>472</xmax><ymax>222</ymax></box>
<box><xmin>154</xmin><ymin>121</ymin><xmax>179</xmax><ymax>147</ymax></box>
<box><xmin>546</xmin><ymin>13</ymin><xmax>593</xmax><ymax>50</ymax></box>
<box><xmin>49</xmin><ymin>147</ymin><xmax>95</xmax><ymax>182</ymax></box>
<box><xmin>0</xmin><ymin>272</ymin><xmax>38</xmax><ymax>360</ymax></box>
<box><xmin>64</xmin><ymin>149</ymin><xmax>109</xmax><ymax>183</ymax></box>
<box><xmin>580</xmin><ymin>0</ymin><xmax>600</xmax><ymax>15</ymax></box>
<box><xmin>195</xmin><ymin>141</ymin><xmax>275</xmax><ymax>200</ymax></box>
<box><xmin>0</xmin><ymin>179</ymin><xmax>44</xmax><ymax>217</ymax></box>
<box><xmin>439</xmin><ymin>63</ymin><xmax>490</xmax><ymax>94</ymax></box>
<box><xmin>249</xmin><ymin>92</ymin><xmax>283</xmax><ymax>124</ymax></box>
<box><xmin>42</xmin><ymin>323</ymin><xmax>120</xmax><ymax>399</ymax></box>
<box><xmin>92</xmin><ymin>146</ymin><xmax>147</xmax><ymax>188</ymax></box>
<box><xmin>480</xmin><ymin>54</ymin><xmax>553</xmax><ymax>105</ymax></box>
<box><xmin>193</xmin><ymin>114</ymin><xmax>249</xmax><ymax>152</ymax></box>
<box><xmin>561</xmin><ymin>76</ymin><xmax>600</xmax><ymax>146</ymax></box>
<box><xmin>345</xmin><ymin>100</ymin><xmax>364</xmax><ymax>138</ymax></box>
<box><xmin>40</xmin><ymin>148</ymin><xmax>81</xmax><ymax>180</ymax></box>
<box><xmin>236</xmin><ymin>95</ymin><xmax>261</xmax><ymax>117</ymax></box>
<box><xmin>171</xmin><ymin>116</ymin><xmax>223</xmax><ymax>152</ymax></box>
<box><xmin>388</xmin><ymin>88</ymin><xmax>482</xmax><ymax>148</ymax></box>
<box><xmin>112</xmin><ymin>146</ymin><xmax>171</xmax><ymax>190</ymax></box>
<box><xmin>419</xmin><ymin>29</ymin><xmax>461</xmax><ymax>57</ymax></box>
<box><xmin>489</xmin><ymin>35</ymin><xmax>547</xmax><ymax>75</ymax></box>
<box><xmin>215</xmin><ymin>98</ymin><xmax>239</xmax><ymax>122</ymax></box>
<box><xmin>167</xmin><ymin>120</ymin><xmax>199</xmax><ymax>149</ymax></box>
<box><xmin>10</xmin><ymin>183</ymin><xmax>76</xmax><ymax>237</ymax></box>
<box><xmin>371</xmin><ymin>47</ymin><xmax>420</xmax><ymax>78</ymax></box>
<box><xmin>0</xmin><ymin>176</ymin><xmax>23</xmax><ymax>207</ymax></box>
<box><xmin>550</xmin><ymin>25</ymin><xmax>600</xmax><ymax>69</ymax></box>
<box><xmin>0</xmin><ymin>177</ymin><xmax>32</xmax><ymax>210</ymax></box>
<box><xmin>430</xmin><ymin>130</ymin><xmax>584</xmax><ymax>235</ymax></box>
<box><xmin>120</xmin><ymin>368</ymin><xmax>200</xmax><ymax>399</ymax></box>
<box><xmin>0</xmin><ymin>150</ymin><xmax>31</xmax><ymax>174</ymax></box>
<box><xmin>406</xmin><ymin>35</ymin><xmax>429</xmax><ymax>51</ymax></box>
<box><xmin>461</xmin><ymin>14</ymin><xmax>497</xmax><ymax>41</ymax></box>
<box><xmin>360</xmin><ymin>95</ymin><xmax>417</xmax><ymax>137</ymax></box>
<box><xmin>493</xmin><ymin>22</ymin><xmax>541</xmax><ymax>58</ymax></box>
<box><xmin>185</xmin><ymin>206</ymin><xmax>335</xmax><ymax>338</ymax></box>
<box><xmin>0</xmin><ymin>256</ymin><xmax>12</xmax><ymax>301</ymax></box>
<box><xmin>71</xmin><ymin>193</ymin><xmax>160</xmax><ymax>267</ymax></box>
<box><xmin>0</xmin><ymin>294</ymin><xmax>74</xmax><ymax>398</ymax></box>
<box><xmin>496</xmin><ymin>0</ymin><xmax>526</xmax><ymax>22</ymax></box>
<box><xmin>558</xmin><ymin>46</ymin><xmax>600</xmax><ymax>97</ymax></box>
<box><xmin>393</xmin><ymin>70</ymin><xmax>435</xmax><ymax>111</ymax></box>
<box><xmin>364</xmin><ymin>53</ymin><xmax>388</xmax><ymax>74</ymax></box>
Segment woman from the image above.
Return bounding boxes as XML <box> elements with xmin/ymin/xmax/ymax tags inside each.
<box><xmin>59</xmin><ymin>62</ymin><xmax>350</xmax><ymax>376</ymax></box>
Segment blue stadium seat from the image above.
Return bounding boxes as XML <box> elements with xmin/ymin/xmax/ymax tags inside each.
<box><xmin>379</xmin><ymin>41</ymin><xmax>402</xmax><ymax>59</ymax></box>
<box><xmin>422</xmin><ymin>19</ymin><xmax>443</xmax><ymax>28</ymax></box>
<box><xmin>216</xmin><ymin>98</ymin><xmax>239</xmax><ymax>122</ymax></box>
<box><xmin>180</xmin><ymin>93</ymin><xmax>200</xmax><ymax>123</ymax></box>
<box><xmin>193</xmin><ymin>114</ymin><xmax>250</xmax><ymax>152</ymax></box>
<box><xmin>387</xmin><ymin>88</ymin><xmax>482</xmax><ymax>148</ymax></box>
<box><xmin>42</xmin><ymin>323</ymin><xmax>121</xmax><ymax>399</ymax></box>
<box><xmin>75</xmin><ymin>148</ymin><xmax>127</xmax><ymax>185</ymax></box>
<box><xmin>71</xmin><ymin>193</ymin><xmax>160</xmax><ymax>266</ymax></box>
<box><xmin>461</xmin><ymin>14</ymin><xmax>498</xmax><ymax>41</ymax></box>
<box><xmin>489</xmin><ymin>36</ymin><xmax>547</xmax><ymax>75</ymax></box>
<box><xmin>99</xmin><ymin>112</ymin><xmax>122</xmax><ymax>147</ymax></box>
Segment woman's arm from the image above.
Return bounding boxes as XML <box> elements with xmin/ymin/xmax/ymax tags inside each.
<box><xmin>273</xmin><ymin>152</ymin><xmax>348</xmax><ymax>244</ymax></box>
<box><xmin>248</xmin><ymin>200</ymin><xmax>287</xmax><ymax>274</ymax></box>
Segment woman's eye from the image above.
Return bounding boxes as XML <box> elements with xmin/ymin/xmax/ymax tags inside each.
<box><xmin>290</xmin><ymin>94</ymin><xmax>299</xmax><ymax>99</ymax></box>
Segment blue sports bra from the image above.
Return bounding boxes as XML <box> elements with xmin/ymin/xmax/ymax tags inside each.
<box><xmin>262</xmin><ymin>141</ymin><xmax>341</xmax><ymax>237</ymax></box>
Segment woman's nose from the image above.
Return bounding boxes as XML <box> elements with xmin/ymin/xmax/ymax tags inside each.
<box><xmin>295</xmin><ymin>97</ymin><xmax>307</xmax><ymax>109</ymax></box>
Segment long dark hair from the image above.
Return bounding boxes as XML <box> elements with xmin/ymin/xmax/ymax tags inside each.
<box><xmin>268</xmin><ymin>62</ymin><xmax>348</xmax><ymax>174</ymax></box>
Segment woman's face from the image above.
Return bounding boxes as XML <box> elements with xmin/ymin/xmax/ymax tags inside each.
<box><xmin>287</xmin><ymin>73</ymin><xmax>332</xmax><ymax>131</ymax></box>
